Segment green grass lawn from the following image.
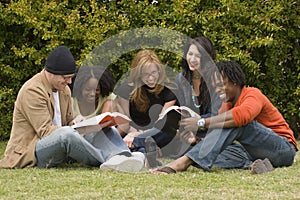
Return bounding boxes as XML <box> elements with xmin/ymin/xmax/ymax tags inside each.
<box><xmin>0</xmin><ymin>141</ymin><xmax>299</xmax><ymax>200</ymax></box>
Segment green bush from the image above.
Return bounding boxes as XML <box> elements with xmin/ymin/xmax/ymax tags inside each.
<box><xmin>0</xmin><ymin>0</ymin><xmax>299</xmax><ymax>139</ymax></box>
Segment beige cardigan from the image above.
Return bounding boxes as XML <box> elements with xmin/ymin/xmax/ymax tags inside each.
<box><xmin>0</xmin><ymin>70</ymin><xmax>74</xmax><ymax>168</ymax></box>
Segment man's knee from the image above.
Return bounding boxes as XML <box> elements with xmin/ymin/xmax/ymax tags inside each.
<box><xmin>54</xmin><ymin>126</ymin><xmax>82</xmax><ymax>144</ymax></box>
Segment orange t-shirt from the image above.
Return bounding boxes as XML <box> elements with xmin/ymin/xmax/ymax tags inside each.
<box><xmin>219</xmin><ymin>87</ymin><xmax>297</xmax><ymax>150</ymax></box>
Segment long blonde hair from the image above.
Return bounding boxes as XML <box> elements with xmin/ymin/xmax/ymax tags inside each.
<box><xmin>129</xmin><ymin>49</ymin><xmax>168</xmax><ymax>113</ymax></box>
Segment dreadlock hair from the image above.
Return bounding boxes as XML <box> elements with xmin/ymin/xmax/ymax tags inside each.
<box><xmin>129</xmin><ymin>49</ymin><xmax>169</xmax><ymax>113</ymax></box>
<box><xmin>181</xmin><ymin>36</ymin><xmax>216</xmax><ymax>114</ymax></box>
<box><xmin>214</xmin><ymin>61</ymin><xmax>246</xmax><ymax>88</ymax></box>
<box><xmin>72</xmin><ymin>66</ymin><xmax>115</xmax><ymax>101</ymax></box>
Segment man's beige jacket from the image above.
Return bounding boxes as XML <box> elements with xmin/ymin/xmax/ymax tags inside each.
<box><xmin>0</xmin><ymin>70</ymin><xmax>74</xmax><ymax>168</ymax></box>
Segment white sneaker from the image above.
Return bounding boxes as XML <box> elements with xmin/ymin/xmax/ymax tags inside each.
<box><xmin>100</xmin><ymin>155</ymin><xmax>144</xmax><ymax>172</ymax></box>
<box><xmin>131</xmin><ymin>152</ymin><xmax>145</xmax><ymax>162</ymax></box>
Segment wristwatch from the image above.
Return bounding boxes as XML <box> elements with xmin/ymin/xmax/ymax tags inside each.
<box><xmin>197</xmin><ymin>118</ymin><xmax>206</xmax><ymax>130</ymax></box>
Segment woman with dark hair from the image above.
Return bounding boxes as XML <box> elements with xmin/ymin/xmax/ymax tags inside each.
<box><xmin>176</xmin><ymin>36</ymin><xmax>219</xmax><ymax>135</ymax></box>
<box><xmin>72</xmin><ymin>66</ymin><xmax>116</xmax><ymax>118</ymax></box>
<box><xmin>72</xmin><ymin>66</ymin><xmax>145</xmax><ymax>172</ymax></box>
<box><xmin>172</xmin><ymin>37</ymin><xmax>251</xmax><ymax>169</ymax></box>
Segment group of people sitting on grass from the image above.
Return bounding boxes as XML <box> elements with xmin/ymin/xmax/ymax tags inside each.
<box><xmin>0</xmin><ymin>36</ymin><xmax>297</xmax><ymax>175</ymax></box>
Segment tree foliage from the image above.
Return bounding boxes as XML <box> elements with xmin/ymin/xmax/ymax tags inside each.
<box><xmin>0</xmin><ymin>0</ymin><xmax>299</xmax><ymax>139</ymax></box>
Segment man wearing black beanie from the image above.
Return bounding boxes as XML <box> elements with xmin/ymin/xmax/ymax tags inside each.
<box><xmin>0</xmin><ymin>46</ymin><xmax>144</xmax><ymax>172</ymax></box>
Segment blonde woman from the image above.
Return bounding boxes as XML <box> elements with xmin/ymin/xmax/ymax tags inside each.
<box><xmin>115</xmin><ymin>49</ymin><xmax>179</xmax><ymax>168</ymax></box>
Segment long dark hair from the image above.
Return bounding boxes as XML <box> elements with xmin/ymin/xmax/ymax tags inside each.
<box><xmin>181</xmin><ymin>36</ymin><xmax>216</xmax><ymax>114</ymax></box>
<box><xmin>72</xmin><ymin>66</ymin><xmax>115</xmax><ymax>100</ymax></box>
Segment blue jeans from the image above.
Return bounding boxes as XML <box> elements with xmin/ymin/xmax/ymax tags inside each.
<box><xmin>206</xmin><ymin>143</ymin><xmax>252</xmax><ymax>169</ymax></box>
<box><xmin>132</xmin><ymin>127</ymin><xmax>175</xmax><ymax>153</ymax></box>
<box><xmin>132</xmin><ymin>128</ymin><xmax>251</xmax><ymax>169</ymax></box>
<box><xmin>35</xmin><ymin>126</ymin><xmax>131</xmax><ymax>168</ymax></box>
<box><xmin>186</xmin><ymin>121</ymin><xmax>296</xmax><ymax>171</ymax></box>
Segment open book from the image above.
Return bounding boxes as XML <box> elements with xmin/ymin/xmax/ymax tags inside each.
<box><xmin>154</xmin><ymin>106</ymin><xmax>199</xmax><ymax>134</ymax></box>
<box><xmin>158</xmin><ymin>105</ymin><xmax>199</xmax><ymax>120</ymax></box>
<box><xmin>71</xmin><ymin>112</ymin><xmax>131</xmax><ymax>129</ymax></box>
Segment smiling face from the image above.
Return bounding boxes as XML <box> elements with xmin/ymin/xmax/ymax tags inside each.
<box><xmin>212</xmin><ymin>72</ymin><xmax>241</xmax><ymax>104</ymax></box>
<box><xmin>186</xmin><ymin>44</ymin><xmax>201</xmax><ymax>72</ymax></box>
<box><xmin>141</xmin><ymin>63</ymin><xmax>160</xmax><ymax>88</ymax></box>
<box><xmin>81</xmin><ymin>77</ymin><xmax>99</xmax><ymax>104</ymax></box>
<box><xmin>47</xmin><ymin>73</ymin><xmax>75</xmax><ymax>92</ymax></box>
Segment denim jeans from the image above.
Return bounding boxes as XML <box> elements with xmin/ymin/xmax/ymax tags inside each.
<box><xmin>206</xmin><ymin>143</ymin><xmax>252</xmax><ymax>169</ymax></box>
<box><xmin>35</xmin><ymin>126</ymin><xmax>131</xmax><ymax>168</ymax></box>
<box><xmin>132</xmin><ymin>128</ymin><xmax>252</xmax><ymax>169</ymax></box>
<box><xmin>186</xmin><ymin>121</ymin><xmax>296</xmax><ymax>171</ymax></box>
<box><xmin>132</xmin><ymin>127</ymin><xmax>175</xmax><ymax>153</ymax></box>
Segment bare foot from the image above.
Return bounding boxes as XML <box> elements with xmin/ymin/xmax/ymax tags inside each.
<box><xmin>149</xmin><ymin>156</ymin><xmax>193</xmax><ymax>175</ymax></box>
<box><xmin>149</xmin><ymin>166</ymin><xmax>176</xmax><ymax>175</ymax></box>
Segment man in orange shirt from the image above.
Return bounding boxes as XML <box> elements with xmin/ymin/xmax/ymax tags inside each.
<box><xmin>151</xmin><ymin>61</ymin><xmax>297</xmax><ymax>174</ymax></box>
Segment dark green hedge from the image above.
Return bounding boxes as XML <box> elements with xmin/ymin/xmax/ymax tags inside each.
<box><xmin>0</xmin><ymin>0</ymin><xmax>299</xmax><ymax>140</ymax></box>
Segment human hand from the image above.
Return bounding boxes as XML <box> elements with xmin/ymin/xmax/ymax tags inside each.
<box><xmin>72</xmin><ymin>115</ymin><xmax>86</xmax><ymax>125</ymax></box>
<box><xmin>178</xmin><ymin>130</ymin><xmax>197</xmax><ymax>145</ymax></box>
<box><xmin>123</xmin><ymin>134</ymin><xmax>135</xmax><ymax>148</ymax></box>
<box><xmin>123</xmin><ymin>131</ymin><xmax>141</xmax><ymax>148</ymax></box>
<box><xmin>179</xmin><ymin>116</ymin><xmax>201</xmax><ymax>132</ymax></box>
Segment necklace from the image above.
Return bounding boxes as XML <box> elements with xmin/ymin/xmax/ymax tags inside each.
<box><xmin>192</xmin><ymin>74</ymin><xmax>202</xmax><ymax>79</ymax></box>
<box><xmin>191</xmin><ymin>85</ymin><xmax>201</xmax><ymax>108</ymax></box>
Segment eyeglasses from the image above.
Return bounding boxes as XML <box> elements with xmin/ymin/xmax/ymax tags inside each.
<box><xmin>141</xmin><ymin>70</ymin><xmax>160</xmax><ymax>79</ymax></box>
<box><xmin>61</xmin><ymin>74</ymin><xmax>75</xmax><ymax>81</ymax></box>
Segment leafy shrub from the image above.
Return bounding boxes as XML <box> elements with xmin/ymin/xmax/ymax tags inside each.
<box><xmin>0</xmin><ymin>0</ymin><xmax>299</xmax><ymax>139</ymax></box>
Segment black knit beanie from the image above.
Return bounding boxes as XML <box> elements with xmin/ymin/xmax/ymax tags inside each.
<box><xmin>45</xmin><ymin>45</ymin><xmax>76</xmax><ymax>75</ymax></box>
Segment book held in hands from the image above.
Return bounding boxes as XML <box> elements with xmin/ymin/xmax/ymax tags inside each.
<box><xmin>154</xmin><ymin>106</ymin><xmax>199</xmax><ymax>134</ymax></box>
<box><xmin>157</xmin><ymin>105</ymin><xmax>199</xmax><ymax>120</ymax></box>
<box><xmin>71</xmin><ymin>112</ymin><xmax>131</xmax><ymax>129</ymax></box>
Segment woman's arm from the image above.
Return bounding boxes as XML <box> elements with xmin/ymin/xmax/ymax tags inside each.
<box><xmin>115</xmin><ymin>96</ymin><xmax>130</xmax><ymax>117</ymax></box>
<box><xmin>113</xmin><ymin>97</ymin><xmax>132</xmax><ymax>137</ymax></box>
<box><xmin>161</xmin><ymin>99</ymin><xmax>176</xmax><ymax>113</ymax></box>
<box><xmin>100</xmin><ymin>99</ymin><xmax>114</xmax><ymax>113</ymax></box>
